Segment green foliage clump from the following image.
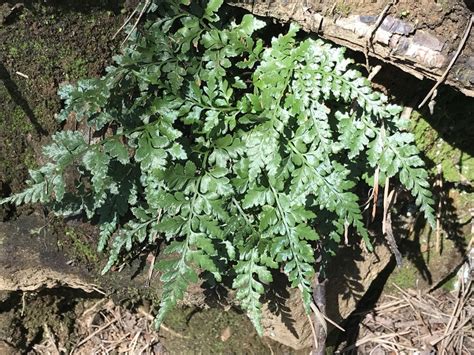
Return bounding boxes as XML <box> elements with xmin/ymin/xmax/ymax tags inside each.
<box><xmin>1</xmin><ymin>0</ymin><xmax>435</xmax><ymax>333</ymax></box>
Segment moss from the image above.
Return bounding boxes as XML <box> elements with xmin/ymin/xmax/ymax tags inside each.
<box><xmin>385</xmin><ymin>205</ymin><xmax>469</xmax><ymax>294</ymax></box>
<box><xmin>161</xmin><ymin>306</ymin><xmax>272</xmax><ymax>354</ymax></box>
<box><xmin>0</xmin><ymin>85</ymin><xmax>36</xmax><ymax>189</ymax></box>
<box><xmin>8</xmin><ymin>46</ymin><xmax>19</xmax><ymax>57</ymax></box>
<box><xmin>410</xmin><ymin>93</ymin><xmax>474</xmax><ymax>184</ymax></box>
<box><xmin>388</xmin><ymin>263</ymin><xmax>417</xmax><ymax>290</ymax></box>
<box><xmin>65</xmin><ymin>58</ymin><xmax>89</xmax><ymax>80</ymax></box>
<box><xmin>334</xmin><ymin>1</ymin><xmax>351</xmax><ymax>16</ymax></box>
<box><xmin>64</xmin><ymin>227</ymin><xmax>98</xmax><ymax>263</ymax></box>
<box><xmin>9</xmin><ymin>107</ymin><xmax>34</xmax><ymax>133</ymax></box>
<box><xmin>441</xmin><ymin>274</ymin><xmax>456</xmax><ymax>292</ymax></box>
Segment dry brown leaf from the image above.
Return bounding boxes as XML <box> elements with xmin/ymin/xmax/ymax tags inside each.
<box><xmin>220</xmin><ymin>326</ymin><xmax>232</xmax><ymax>342</ymax></box>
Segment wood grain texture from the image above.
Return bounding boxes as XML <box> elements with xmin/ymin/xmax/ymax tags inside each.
<box><xmin>229</xmin><ymin>0</ymin><xmax>474</xmax><ymax>97</ymax></box>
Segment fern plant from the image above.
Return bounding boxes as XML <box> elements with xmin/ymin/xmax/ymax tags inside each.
<box><xmin>1</xmin><ymin>0</ymin><xmax>434</xmax><ymax>334</ymax></box>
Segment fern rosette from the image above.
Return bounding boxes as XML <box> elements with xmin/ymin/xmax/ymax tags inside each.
<box><xmin>1</xmin><ymin>0</ymin><xmax>434</xmax><ymax>334</ymax></box>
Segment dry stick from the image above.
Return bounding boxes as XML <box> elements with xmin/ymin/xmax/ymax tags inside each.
<box><xmin>371</xmin><ymin>166</ymin><xmax>380</xmax><ymax>221</ymax></box>
<box><xmin>137</xmin><ymin>308</ymin><xmax>191</xmax><ymax>339</ymax></box>
<box><xmin>419</xmin><ymin>15</ymin><xmax>473</xmax><ymax>108</ymax></box>
<box><xmin>43</xmin><ymin>324</ymin><xmax>60</xmax><ymax>355</ymax></box>
<box><xmin>15</xmin><ymin>71</ymin><xmax>29</xmax><ymax>79</ymax></box>
<box><xmin>437</xmin><ymin>281</ymin><xmax>471</xmax><ymax>350</ymax></box>
<box><xmin>444</xmin><ymin>282</ymin><xmax>466</xmax><ymax>337</ymax></box>
<box><xmin>458</xmin><ymin>331</ymin><xmax>464</xmax><ymax>355</ymax></box>
<box><xmin>147</xmin><ymin>252</ymin><xmax>156</xmax><ymax>286</ymax></box>
<box><xmin>74</xmin><ymin>317</ymin><xmax>118</xmax><ymax>349</ymax></box>
<box><xmin>113</xmin><ymin>6</ymin><xmax>138</xmax><ymax>39</ymax></box>
<box><xmin>364</xmin><ymin>1</ymin><xmax>395</xmax><ymax>71</ymax></box>
<box><xmin>383</xmin><ymin>188</ymin><xmax>402</xmax><ymax>266</ymax></box>
<box><xmin>266</xmin><ymin>342</ymin><xmax>276</xmax><ymax>355</ymax></box>
<box><xmin>343</xmin><ymin>331</ymin><xmax>412</xmax><ymax>352</ymax></box>
<box><xmin>373</xmin><ymin>299</ymin><xmax>404</xmax><ymax>311</ymax></box>
<box><xmin>307</xmin><ymin>313</ymin><xmax>319</xmax><ymax>351</ymax></box>
<box><xmin>128</xmin><ymin>330</ymin><xmax>142</xmax><ymax>353</ymax></box>
<box><xmin>368</xmin><ymin>65</ymin><xmax>382</xmax><ymax>81</ymax></box>
<box><xmin>400</xmin><ymin>289</ymin><xmax>450</xmax><ymax>321</ymax></box>
<box><xmin>445</xmin><ymin>286</ymin><xmax>472</xmax><ymax>349</ymax></box>
<box><xmin>432</xmin><ymin>316</ymin><xmax>471</xmax><ymax>348</ymax></box>
<box><xmin>393</xmin><ymin>284</ymin><xmax>432</xmax><ymax>336</ymax></box>
<box><xmin>122</xmin><ymin>0</ymin><xmax>151</xmax><ymax>46</ymax></box>
<box><xmin>101</xmin><ymin>311</ymin><xmax>120</xmax><ymax>332</ymax></box>
<box><xmin>21</xmin><ymin>292</ymin><xmax>26</xmax><ymax>317</ymax></box>
<box><xmin>344</xmin><ymin>219</ymin><xmax>349</xmax><ymax>245</ymax></box>
<box><xmin>309</xmin><ymin>301</ymin><xmax>345</xmax><ymax>332</ymax></box>
<box><xmin>82</xmin><ymin>298</ymin><xmax>107</xmax><ymax>318</ymax></box>
<box><xmin>308</xmin><ymin>278</ymin><xmax>326</xmax><ymax>355</ymax></box>
<box><xmin>92</xmin><ymin>286</ymin><xmax>106</xmax><ymax>295</ymax></box>
<box><xmin>300</xmin><ymin>282</ymin><xmax>345</xmax><ymax>333</ymax></box>
<box><xmin>369</xmin><ymin>344</ymin><xmax>383</xmax><ymax>355</ymax></box>
<box><xmin>147</xmin><ymin>211</ymin><xmax>162</xmax><ymax>286</ymax></box>
<box><xmin>382</xmin><ymin>176</ymin><xmax>390</xmax><ymax>235</ymax></box>
<box><xmin>372</xmin><ymin>339</ymin><xmax>417</xmax><ymax>352</ymax></box>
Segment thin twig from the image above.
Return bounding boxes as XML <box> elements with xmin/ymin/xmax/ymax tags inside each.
<box><xmin>343</xmin><ymin>331</ymin><xmax>412</xmax><ymax>352</ymax></box>
<box><xmin>382</xmin><ymin>176</ymin><xmax>391</xmax><ymax>235</ymax></box>
<box><xmin>82</xmin><ymin>298</ymin><xmax>107</xmax><ymax>317</ymax></box>
<box><xmin>15</xmin><ymin>71</ymin><xmax>29</xmax><ymax>79</ymax></box>
<box><xmin>113</xmin><ymin>6</ymin><xmax>138</xmax><ymax>39</ymax></box>
<box><xmin>74</xmin><ymin>317</ymin><xmax>118</xmax><ymax>349</ymax></box>
<box><xmin>43</xmin><ymin>324</ymin><xmax>60</xmax><ymax>355</ymax></box>
<box><xmin>21</xmin><ymin>292</ymin><xmax>27</xmax><ymax>317</ymax></box>
<box><xmin>393</xmin><ymin>284</ymin><xmax>432</xmax><ymax>336</ymax></box>
<box><xmin>371</xmin><ymin>166</ymin><xmax>380</xmax><ymax>221</ymax></box>
<box><xmin>307</xmin><ymin>313</ymin><xmax>319</xmax><ymax>350</ymax></box>
<box><xmin>368</xmin><ymin>65</ymin><xmax>382</xmax><ymax>81</ymax></box>
<box><xmin>364</xmin><ymin>1</ymin><xmax>395</xmax><ymax>71</ymax></box>
<box><xmin>137</xmin><ymin>307</ymin><xmax>191</xmax><ymax>339</ymax></box>
<box><xmin>310</xmin><ymin>302</ymin><xmax>345</xmax><ymax>332</ymax></box>
<box><xmin>431</xmin><ymin>316</ymin><xmax>471</xmax><ymax>347</ymax></box>
<box><xmin>122</xmin><ymin>0</ymin><xmax>151</xmax><ymax>46</ymax></box>
<box><xmin>418</xmin><ymin>15</ymin><xmax>473</xmax><ymax>108</ymax></box>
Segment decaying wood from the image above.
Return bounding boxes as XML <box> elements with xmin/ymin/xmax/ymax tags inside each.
<box><xmin>229</xmin><ymin>0</ymin><xmax>474</xmax><ymax>97</ymax></box>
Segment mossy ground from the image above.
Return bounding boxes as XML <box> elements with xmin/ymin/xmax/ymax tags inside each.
<box><xmin>0</xmin><ymin>1</ymin><xmax>122</xmax><ymax>197</ymax></box>
<box><xmin>161</xmin><ymin>306</ymin><xmax>270</xmax><ymax>354</ymax></box>
<box><xmin>386</xmin><ymin>188</ymin><xmax>471</xmax><ymax>293</ymax></box>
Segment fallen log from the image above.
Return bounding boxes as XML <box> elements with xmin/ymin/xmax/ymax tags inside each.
<box><xmin>228</xmin><ymin>0</ymin><xmax>474</xmax><ymax>97</ymax></box>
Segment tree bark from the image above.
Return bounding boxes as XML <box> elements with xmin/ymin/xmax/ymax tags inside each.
<box><xmin>228</xmin><ymin>0</ymin><xmax>474</xmax><ymax>97</ymax></box>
